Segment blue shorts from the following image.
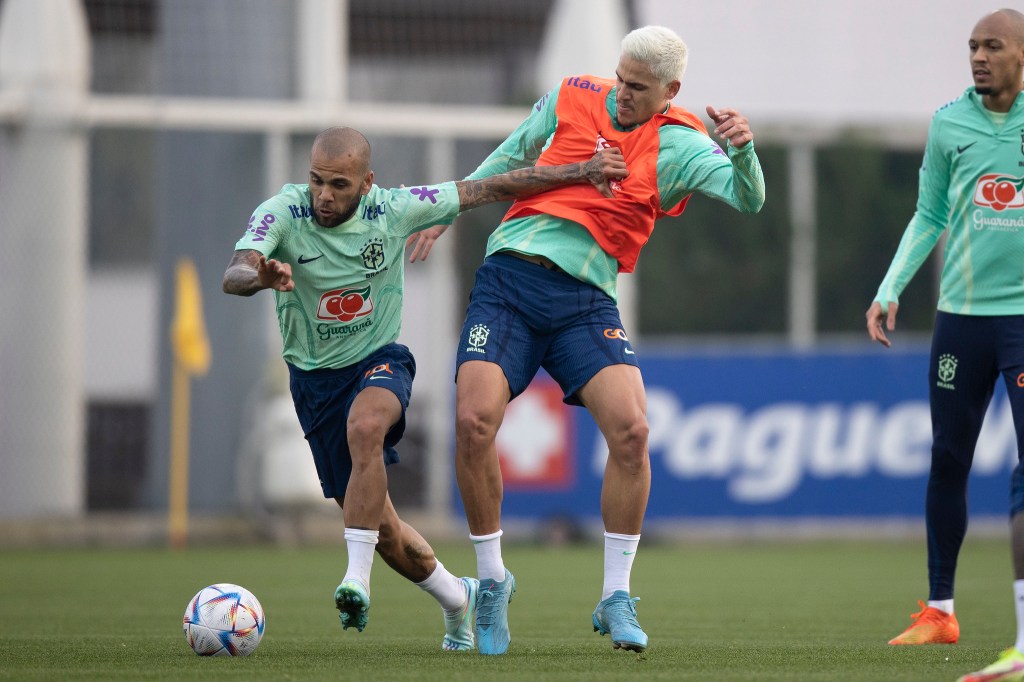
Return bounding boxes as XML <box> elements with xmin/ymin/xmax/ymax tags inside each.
<box><xmin>456</xmin><ymin>252</ymin><xmax>638</xmax><ymax>406</ymax></box>
<box><xmin>288</xmin><ymin>343</ymin><xmax>415</xmax><ymax>499</ymax></box>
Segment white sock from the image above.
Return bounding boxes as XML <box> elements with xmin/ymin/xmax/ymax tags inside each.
<box><xmin>928</xmin><ymin>599</ymin><xmax>954</xmax><ymax>615</ymax></box>
<box><xmin>603</xmin><ymin>532</ymin><xmax>640</xmax><ymax>600</ymax></box>
<box><xmin>1014</xmin><ymin>580</ymin><xmax>1024</xmax><ymax>652</ymax></box>
<box><xmin>342</xmin><ymin>528</ymin><xmax>379</xmax><ymax>589</ymax></box>
<box><xmin>469</xmin><ymin>530</ymin><xmax>506</xmax><ymax>582</ymax></box>
<box><xmin>416</xmin><ymin>561</ymin><xmax>468</xmax><ymax>612</ymax></box>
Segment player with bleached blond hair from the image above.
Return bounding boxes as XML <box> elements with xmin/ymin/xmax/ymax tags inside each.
<box><xmin>450</xmin><ymin>25</ymin><xmax>765</xmax><ymax>655</ymax></box>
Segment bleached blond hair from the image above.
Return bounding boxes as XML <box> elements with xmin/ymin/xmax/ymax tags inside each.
<box><xmin>620</xmin><ymin>25</ymin><xmax>688</xmax><ymax>85</ymax></box>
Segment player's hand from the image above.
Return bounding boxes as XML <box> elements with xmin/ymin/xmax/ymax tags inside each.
<box><xmin>257</xmin><ymin>255</ymin><xmax>294</xmax><ymax>292</ymax></box>
<box><xmin>407</xmin><ymin>224</ymin><xmax>449</xmax><ymax>262</ymax></box>
<box><xmin>585</xmin><ymin>147</ymin><xmax>628</xmax><ymax>198</ymax></box>
<box><xmin>706</xmin><ymin>105</ymin><xmax>753</xmax><ymax>148</ymax></box>
<box><xmin>865</xmin><ymin>300</ymin><xmax>898</xmax><ymax>348</ymax></box>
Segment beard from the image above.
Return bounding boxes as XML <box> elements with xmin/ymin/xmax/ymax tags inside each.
<box><xmin>313</xmin><ymin>198</ymin><xmax>360</xmax><ymax>228</ymax></box>
<box><xmin>975</xmin><ymin>84</ymin><xmax>993</xmax><ymax>95</ymax></box>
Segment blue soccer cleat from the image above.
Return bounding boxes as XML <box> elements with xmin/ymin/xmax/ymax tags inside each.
<box><xmin>592</xmin><ymin>590</ymin><xmax>648</xmax><ymax>652</ymax></box>
<box><xmin>475</xmin><ymin>570</ymin><xmax>515</xmax><ymax>655</ymax></box>
<box><xmin>334</xmin><ymin>579</ymin><xmax>370</xmax><ymax>632</ymax></box>
<box><xmin>442</xmin><ymin>577</ymin><xmax>479</xmax><ymax>651</ymax></box>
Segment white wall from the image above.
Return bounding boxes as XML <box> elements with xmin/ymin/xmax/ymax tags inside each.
<box><xmin>639</xmin><ymin>0</ymin><xmax>1002</xmax><ymax>123</ymax></box>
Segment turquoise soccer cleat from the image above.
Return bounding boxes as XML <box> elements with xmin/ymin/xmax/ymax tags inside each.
<box><xmin>474</xmin><ymin>570</ymin><xmax>515</xmax><ymax>655</ymax></box>
<box><xmin>592</xmin><ymin>590</ymin><xmax>648</xmax><ymax>652</ymax></box>
<box><xmin>442</xmin><ymin>577</ymin><xmax>479</xmax><ymax>651</ymax></box>
<box><xmin>334</xmin><ymin>579</ymin><xmax>370</xmax><ymax>632</ymax></box>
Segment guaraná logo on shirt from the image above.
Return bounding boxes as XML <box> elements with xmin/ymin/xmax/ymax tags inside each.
<box><xmin>317</xmin><ymin>285</ymin><xmax>373</xmax><ymax>322</ymax></box>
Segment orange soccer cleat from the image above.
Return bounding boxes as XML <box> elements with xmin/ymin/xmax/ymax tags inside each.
<box><xmin>888</xmin><ymin>600</ymin><xmax>960</xmax><ymax>645</ymax></box>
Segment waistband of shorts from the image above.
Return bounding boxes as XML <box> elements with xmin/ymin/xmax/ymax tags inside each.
<box><xmin>287</xmin><ymin>362</ymin><xmax>354</xmax><ymax>380</ymax></box>
<box><xmin>496</xmin><ymin>250</ymin><xmax>564</xmax><ymax>273</ymax></box>
<box><xmin>488</xmin><ymin>251</ymin><xmax>586</xmax><ymax>285</ymax></box>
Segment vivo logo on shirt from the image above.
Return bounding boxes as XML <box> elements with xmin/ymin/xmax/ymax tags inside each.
<box><xmin>247</xmin><ymin>213</ymin><xmax>275</xmax><ymax>241</ymax></box>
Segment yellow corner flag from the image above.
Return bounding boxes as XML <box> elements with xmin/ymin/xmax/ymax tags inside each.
<box><xmin>172</xmin><ymin>258</ymin><xmax>211</xmax><ymax>376</ymax></box>
<box><xmin>169</xmin><ymin>257</ymin><xmax>210</xmax><ymax>549</ymax></box>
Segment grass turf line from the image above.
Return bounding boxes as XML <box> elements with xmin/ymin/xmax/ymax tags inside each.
<box><xmin>0</xmin><ymin>537</ymin><xmax>1014</xmax><ymax>680</ymax></box>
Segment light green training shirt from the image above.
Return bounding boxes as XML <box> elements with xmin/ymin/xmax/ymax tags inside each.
<box><xmin>875</xmin><ymin>87</ymin><xmax>1024</xmax><ymax>315</ymax></box>
<box><xmin>467</xmin><ymin>83</ymin><xmax>766</xmax><ymax>301</ymax></box>
<box><xmin>235</xmin><ymin>182</ymin><xmax>459</xmax><ymax>370</ymax></box>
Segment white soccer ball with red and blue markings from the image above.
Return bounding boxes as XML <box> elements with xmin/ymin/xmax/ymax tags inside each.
<box><xmin>183</xmin><ymin>583</ymin><xmax>265</xmax><ymax>656</ymax></box>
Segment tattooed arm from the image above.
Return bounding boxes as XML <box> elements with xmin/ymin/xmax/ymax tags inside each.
<box><xmin>222</xmin><ymin>249</ymin><xmax>294</xmax><ymax>296</ymax></box>
<box><xmin>454</xmin><ymin>147</ymin><xmax>627</xmax><ymax>212</ymax></box>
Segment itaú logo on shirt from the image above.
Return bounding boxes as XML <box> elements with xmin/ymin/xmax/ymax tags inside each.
<box><xmin>973</xmin><ymin>173</ymin><xmax>1024</xmax><ymax>212</ymax></box>
<box><xmin>317</xmin><ymin>285</ymin><xmax>373</xmax><ymax>322</ymax></box>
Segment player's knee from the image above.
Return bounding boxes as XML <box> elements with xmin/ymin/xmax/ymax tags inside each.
<box><xmin>455</xmin><ymin>403</ymin><xmax>501</xmax><ymax>449</ymax></box>
<box><xmin>347</xmin><ymin>413</ymin><xmax>387</xmax><ymax>454</ymax></box>
<box><xmin>607</xmin><ymin>417</ymin><xmax>649</xmax><ymax>470</ymax></box>
<box><xmin>929</xmin><ymin>445</ymin><xmax>972</xmax><ymax>482</ymax></box>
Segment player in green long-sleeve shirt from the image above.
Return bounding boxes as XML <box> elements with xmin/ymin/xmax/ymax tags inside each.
<box><xmin>450</xmin><ymin>25</ymin><xmax>765</xmax><ymax>655</ymax></box>
<box><xmin>866</xmin><ymin>11</ymin><xmax>1024</xmax><ymax>681</ymax></box>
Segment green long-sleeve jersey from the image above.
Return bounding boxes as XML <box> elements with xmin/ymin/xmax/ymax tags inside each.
<box><xmin>875</xmin><ymin>87</ymin><xmax>1024</xmax><ymax>315</ymax></box>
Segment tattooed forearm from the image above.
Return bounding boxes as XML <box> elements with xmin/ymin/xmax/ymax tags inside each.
<box><xmin>455</xmin><ymin>161</ymin><xmax>589</xmax><ymax>211</ymax></box>
<box><xmin>454</xmin><ymin>148</ymin><xmax>625</xmax><ymax>210</ymax></box>
<box><xmin>222</xmin><ymin>249</ymin><xmax>264</xmax><ymax>296</ymax></box>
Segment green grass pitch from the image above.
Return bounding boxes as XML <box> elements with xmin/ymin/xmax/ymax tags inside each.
<box><xmin>0</xmin><ymin>535</ymin><xmax>1016</xmax><ymax>680</ymax></box>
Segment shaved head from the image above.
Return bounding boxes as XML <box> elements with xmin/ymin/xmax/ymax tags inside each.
<box><xmin>970</xmin><ymin>8</ymin><xmax>1024</xmax><ymax>109</ymax></box>
<box><xmin>307</xmin><ymin>127</ymin><xmax>374</xmax><ymax>227</ymax></box>
<box><xmin>311</xmin><ymin>127</ymin><xmax>371</xmax><ymax>172</ymax></box>
<box><xmin>989</xmin><ymin>8</ymin><xmax>1024</xmax><ymax>43</ymax></box>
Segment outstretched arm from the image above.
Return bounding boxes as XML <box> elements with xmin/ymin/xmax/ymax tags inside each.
<box><xmin>222</xmin><ymin>249</ymin><xmax>294</xmax><ymax>296</ymax></box>
<box><xmin>454</xmin><ymin>147</ymin><xmax>627</xmax><ymax>212</ymax></box>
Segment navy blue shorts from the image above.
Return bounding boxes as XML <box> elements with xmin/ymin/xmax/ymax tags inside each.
<box><xmin>288</xmin><ymin>343</ymin><xmax>415</xmax><ymax>499</ymax></box>
<box><xmin>456</xmin><ymin>252</ymin><xmax>638</xmax><ymax>406</ymax></box>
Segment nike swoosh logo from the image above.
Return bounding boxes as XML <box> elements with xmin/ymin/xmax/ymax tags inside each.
<box><xmin>622</xmin><ymin>551</ymin><xmax>635</xmax><ymax>555</ymax></box>
<box><xmin>297</xmin><ymin>254</ymin><xmax>324</xmax><ymax>264</ymax></box>
<box><xmin>624</xmin><ymin>348</ymin><xmax>635</xmax><ymax>356</ymax></box>
<box><xmin>368</xmin><ymin>376</ymin><xmax>392</xmax><ymax>381</ymax></box>
<box><xmin>957</xmin><ymin>142</ymin><xmax>977</xmax><ymax>154</ymax></box>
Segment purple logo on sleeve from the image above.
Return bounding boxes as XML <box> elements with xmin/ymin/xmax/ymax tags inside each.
<box><xmin>247</xmin><ymin>213</ymin><xmax>275</xmax><ymax>241</ymax></box>
<box><xmin>410</xmin><ymin>187</ymin><xmax>439</xmax><ymax>204</ymax></box>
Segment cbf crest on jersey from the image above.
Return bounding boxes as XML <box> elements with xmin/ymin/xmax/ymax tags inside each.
<box><xmin>361</xmin><ymin>237</ymin><xmax>385</xmax><ymax>271</ymax></box>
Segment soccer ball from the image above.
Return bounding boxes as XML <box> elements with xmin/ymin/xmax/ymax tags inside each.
<box><xmin>182</xmin><ymin>583</ymin><xmax>265</xmax><ymax>656</ymax></box>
